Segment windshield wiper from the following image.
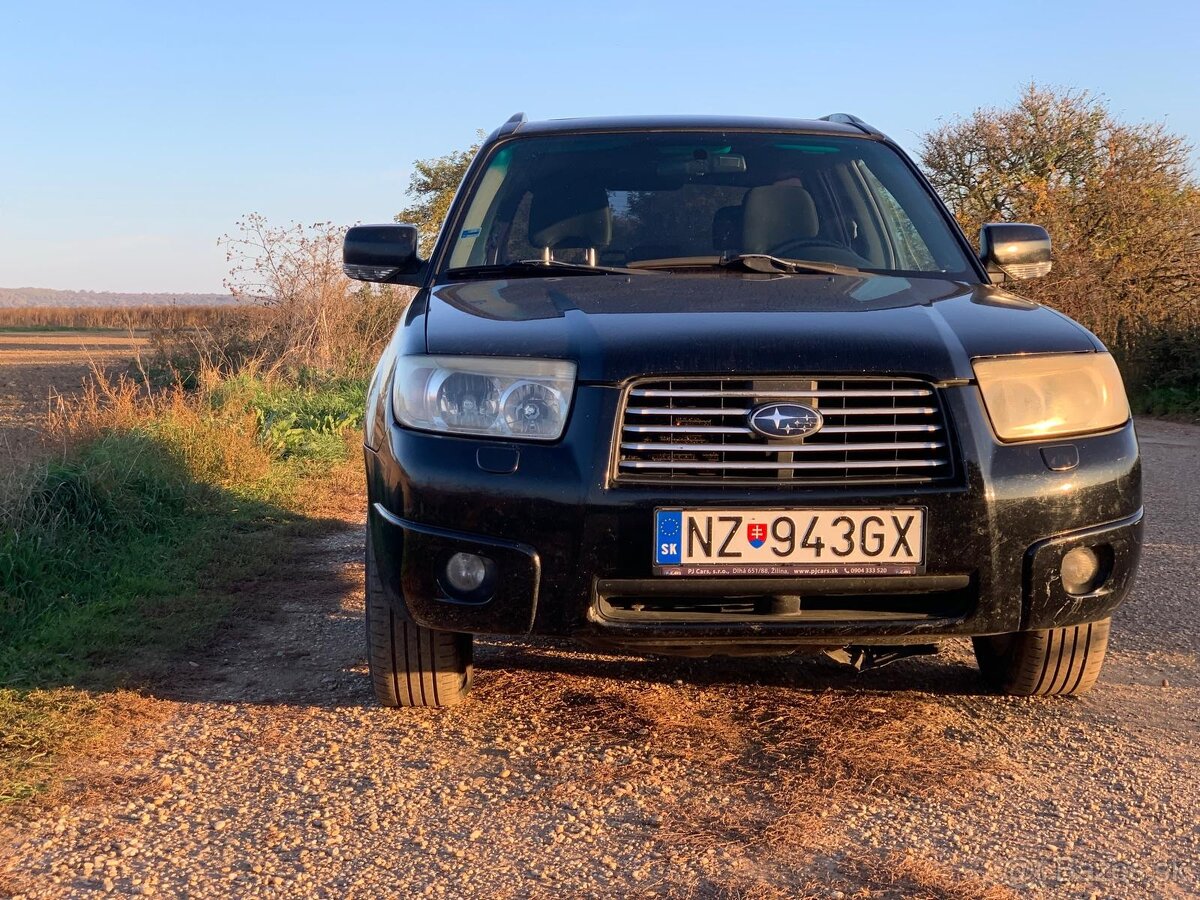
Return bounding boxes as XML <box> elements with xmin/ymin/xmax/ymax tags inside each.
<box><xmin>446</xmin><ymin>259</ymin><xmax>658</xmax><ymax>280</ymax></box>
<box><xmin>628</xmin><ymin>254</ymin><xmax>869</xmax><ymax>276</ymax></box>
<box><xmin>717</xmin><ymin>254</ymin><xmax>867</xmax><ymax>276</ymax></box>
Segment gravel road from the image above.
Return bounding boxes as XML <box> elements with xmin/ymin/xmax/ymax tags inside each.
<box><xmin>2</xmin><ymin>419</ymin><xmax>1197</xmax><ymax>899</ymax></box>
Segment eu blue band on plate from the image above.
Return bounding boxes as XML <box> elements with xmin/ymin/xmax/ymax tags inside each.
<box><xmin>655</xmin><ymin>510</ymin><xmax>683</xmax><ymax>564</ymax></box>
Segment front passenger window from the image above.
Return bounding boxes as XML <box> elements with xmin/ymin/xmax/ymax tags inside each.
<box><xmin>859</xmin><ymin>167</ymin><xmax>938</xmax><ymax>271</ymax></box>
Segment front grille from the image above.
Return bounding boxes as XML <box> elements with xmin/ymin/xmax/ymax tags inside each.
<box><xmin>614</xmin><ymin>376</ymin><xmax>954</xmax><ymax>485</ymax></box>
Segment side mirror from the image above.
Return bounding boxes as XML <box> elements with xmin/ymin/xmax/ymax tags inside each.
<box><xmin>343</xmin><ymin>224</ymin><xmax>423</xmax><ymax>284</ymax></box>
<box><xmin>979</xmin><ymin>223</ymin><xmax>1052</xmax><ymax>282</ymax></box>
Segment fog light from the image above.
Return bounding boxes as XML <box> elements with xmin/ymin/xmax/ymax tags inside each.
<box><xmin>1061</xmin><ymin>546</ymin><xmax>1102</xmax><ymax>595</ymax></box>
<box><xmin>445</xmin><ymin>552</ymin><xmax>488</xmax><ymax>593</ymax></box>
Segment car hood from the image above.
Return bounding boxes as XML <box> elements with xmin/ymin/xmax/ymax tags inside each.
<box><xmin>422</xmin><ymin>272</ymin><xmax>1100</xmax><ymax>383</ymax></box>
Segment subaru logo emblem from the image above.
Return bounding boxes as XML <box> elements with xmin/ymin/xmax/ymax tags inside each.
<box><xmin>748</xmin><ymin>402</ymin><xmax>823</xmax><ymax>440</ymax></box>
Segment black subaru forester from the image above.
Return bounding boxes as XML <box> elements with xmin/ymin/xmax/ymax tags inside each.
<box><xmin>345</xmin><ymin>113</ymin><xmax>1142</xmax><ymax>707</ymax></box>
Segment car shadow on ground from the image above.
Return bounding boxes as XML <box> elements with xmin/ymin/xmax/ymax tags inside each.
<box><xmin>96</xmin><ymin>522</ymin><xmax>995</xmax><ymax>709</ymax></box>
<box><xmin>473</xmin><ymin>636</ymin><xmax>992</xmax><ymax>699</ymax></box>
<box><xmin>162</xmin><ymin>586</ymin><xmax>993</xmax><ymax>709</ymax></box>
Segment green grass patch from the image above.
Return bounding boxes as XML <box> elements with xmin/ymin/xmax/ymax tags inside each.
<box><xmin>211</xmin><ymin>371</ymin><xmax>368</xmax><ymax>463</ymax></box>
<box><xmin>1</xmin><ymin>432</ymin><xmax>291</xmax><ymax>685</ymax></box>
<box><xmin>0</xmin><ymin>374</ymin><xmax>366</xmax><ymax>807</ymax></box>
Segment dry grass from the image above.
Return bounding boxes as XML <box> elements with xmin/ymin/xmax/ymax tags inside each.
<box><xmin>43</xmin><ymin>368</ymin><xmax>274</xmax><ymax>492</ymax></box>
<box><xmin>0</xmin><ymin>305</ymin><xmax>246</xmax><ymax>332</ymax></box>
<box><xmin>631</xmin><ymin>680</ymin><xmax>1016</xmax><ymax>898</ymax></box>
<box><xmin>0</xmin><ymin>331</ymin><xmax>149</xmax><ymax>449</ymax></box>
<box><xmin>0</xmin><ymin>689</ymin><xmax>163</xmax><ymax>807</ymax></box>
<box><xmin>300</xmin><ymin>430</ymin><xmax>370</xmax><ymax>522</ymax></box>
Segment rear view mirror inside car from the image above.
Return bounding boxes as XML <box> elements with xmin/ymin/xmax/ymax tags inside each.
<box><xmin>656</xmin><ymin>152</ymin><xmax>746</xmax><ymax>178</ymax></box>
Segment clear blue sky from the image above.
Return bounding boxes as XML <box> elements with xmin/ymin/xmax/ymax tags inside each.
<box><xmin>2</xmin><ymin>0</ymin><xmax>1198</xmax><ymax>293</ymax></box>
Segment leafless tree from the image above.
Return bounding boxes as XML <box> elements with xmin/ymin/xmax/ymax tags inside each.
<box><xmin>219</xmin><ymin>214</ymin><xmax>409</xmax><ymax>376</ymax></box>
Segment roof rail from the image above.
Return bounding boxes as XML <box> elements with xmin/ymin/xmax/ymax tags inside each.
<box><xmin>498</xmin><ymin>112</ymin><xmax>526</xmax><ymax>136</ymax></box>
<box><xmin>820</xmin><ymin>113</ymin><xmax>884</xmax><ymax>138</ymax></box>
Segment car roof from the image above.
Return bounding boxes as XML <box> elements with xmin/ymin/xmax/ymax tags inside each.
<box><xmin>491</xmin><ymin>114</ymin><xmax>884</xmax><ymax>141</ymax></box>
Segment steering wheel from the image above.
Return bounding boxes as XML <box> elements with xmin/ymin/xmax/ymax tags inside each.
<box><xmin>767</xmin><ymin>237</ymin><xmax>851</xmax><ymax>258</ymax></box>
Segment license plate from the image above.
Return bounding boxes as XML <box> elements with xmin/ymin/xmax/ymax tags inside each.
<box><xmin>654</xmin><ymin>508</ymin><xmax>926</xmax><ymax>576</ymax></box>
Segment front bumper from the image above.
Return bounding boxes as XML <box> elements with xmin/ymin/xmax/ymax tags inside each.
<box><xmin>366</xmin><ymin>383</ymin><xmax>1143</xmax><ymax>646</ymax></box>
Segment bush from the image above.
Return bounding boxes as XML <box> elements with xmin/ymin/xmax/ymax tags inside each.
<box><xmin>210</xmin><ymin>371</ymin><xmax>368</xmax><ymax>463</ymax></box>
<box><xmin>217</xmin><ymin>214</ymin><xmax>411</xmax><ymax>378</ymax></box>
<box><xmin>920</xmin><ymin>85</ymin><xmax>1200</xmax><ymax>394</ymax></box>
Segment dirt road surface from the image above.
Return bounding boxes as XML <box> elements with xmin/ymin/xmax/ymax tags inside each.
<box><xmin>2</xmin><ymin>419</ymin><xmax>1197</xmax><ymax>899</ymax></box>
<box><xmin>0</xmin><ymin>331</ymin><xmax>148</xmax><ymax>463</ymax></box>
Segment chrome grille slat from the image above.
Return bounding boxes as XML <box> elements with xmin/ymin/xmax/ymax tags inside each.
<box><xmin>619</xmin><ymin>459</ymin><xmax>949</xmax><ymax>471</ymax></box>
<box><xmin>812</xmin><ymin>406</ymin><xmax>937</xmax><ymax>416</ymax></box>
<box><xmin>628</xmin><ymin>405</ymin><xmax>940</xmax><ymax>417</ymax></box>
<box><xmin>623</xmin><ymin>423</ymin><xmax>943</xmax><ymax>434</ymax></box>
<box><xmin>625</xmin><ymin>406</ymin><xmax>751</xmax><ymax>416</ymax></box>
<box><xmin>614</xmin><ymin>376</ymin><xmax>955</xmax><ymax>485</ymax></box>
<box><xmin>621</xmin><ymin>441</ymin><xmax>946</xmax><ymax>453</ymax></box>
<box><xmin>819</xmin><ymin>424</ymin><xmax>942</xmax><ymax>434</ymax></box>
<box><xmin>630</xmin><ymin>388</ymin><xmax>932</xmax><ymax>399</ymax></box>
<box><xmin>623</xmin><ymin>425</ymin><xmax>754</xmax><ymax>434</ymax></box>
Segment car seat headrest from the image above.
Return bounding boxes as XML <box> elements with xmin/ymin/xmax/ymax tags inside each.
<box><xmin>741</xmin><ymin>184</ymin><xmax>819</xmax><ymax>254</ymax></box>
<box><xmin>529</xmin><ymin>181</ymin><xmax>613</xmax><ymax>250</ymax></box>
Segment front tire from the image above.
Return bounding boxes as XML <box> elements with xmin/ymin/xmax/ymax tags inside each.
<box><xmin>365</xmin><ymin>530</ymin><xmax>473</xmax><ymax>708</ymax></box>
<box><xmin>973</xmin><ymin>618</ymin><xmax>1110</xmax><ymax>697</ymax></box>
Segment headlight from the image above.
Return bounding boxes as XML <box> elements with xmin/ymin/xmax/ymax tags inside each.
<box><xmin>973</xmin><ymin>352</ymin><xmax>1129</xmax><ymax>442</ymax></box>
<box><xmin>391</xmin><ymin>355</ymin><xmax>576</xmax><ymax>441</ymax></box>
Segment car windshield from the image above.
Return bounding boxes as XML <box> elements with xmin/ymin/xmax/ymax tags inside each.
<box><xmin>442</xmin><ymin>131</ymin><xmax>976</xmax><ymax>279</ymax></box>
